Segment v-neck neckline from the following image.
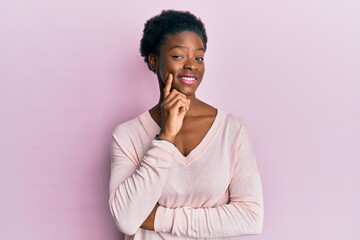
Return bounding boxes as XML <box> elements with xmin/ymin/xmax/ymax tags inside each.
<box><xmin>142</xmin><ymin>109</ymin><xmax>224</xmax><ymax>166</ymax></box>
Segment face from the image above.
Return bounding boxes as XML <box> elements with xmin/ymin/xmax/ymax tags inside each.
<box><xmin>149</xmin><ymin>31</ymin><xmax>205</xmax><ymax>97</ymax></box>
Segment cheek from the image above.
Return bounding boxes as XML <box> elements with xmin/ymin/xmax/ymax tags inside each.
<box><xmin>159</xmin><ymin>65</ymin><xmax>178</xmax><ymax>83</ymax></box>
<box><xmin>158</xmin><ymin>60</ymin><xmax>171</xmax><ymax>82</ymax></box>
<box><xmin>157</xmin><ymin>72</ymin><xmax>167</xmax><ymax>86</ymax></box>
<box><xmin>197</xmin><ymin>64</ymin><xmax>205</xmax><ymax>78</ymax></box>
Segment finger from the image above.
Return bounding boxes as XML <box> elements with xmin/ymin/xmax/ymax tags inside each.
<box><xmin>163</xmin><ymin>73</ymin><xmax>173</xmax><ymax>98</ymax></box>
<box><xmin>165</xmin><ymin>95</ymin><xmax>188</xmax><ymax>110</ymax></box>
<box><xmin>163</xmin><ymin>90</ymin><xmax>187</xmax><ymax>104</ymax></box>
<box><xmin>172</xmin><ymin>99</ymin><xmax>188</xmax><ymax>114</ymax></box>
<box><xmin>164</xmin><ymin>92</ymin><xmax>188</xmax><ymax>104</ymax></box>
<box><xmin>169</xmin><ymin>89</ymin><xmax>187</xmax><ymax>99</ymax></box>
<box><xmin>162</xmin><ymin>93</ymin><xmax>187</xmax><ymax>108</ymax></box>
<box><xmin>185</xmin><ymin>99</ymin><xmax>191</xmax><ymax>111</ymax></box>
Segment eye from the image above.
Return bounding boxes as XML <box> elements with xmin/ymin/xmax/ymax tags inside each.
<box><xmin>172</xmin><ymin>55</ymin><xmax>184</xmax><ymax>59</ymax></box>
<box><xmin>196</xmin><ymin>57</ymin><xmax>204</xmax><ymax>61</ymax></box>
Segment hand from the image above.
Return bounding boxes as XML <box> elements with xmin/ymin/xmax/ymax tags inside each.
<box><xmin>159</xmin><ymin>74</ymin><xmax>190</xmax><ymax>143</ymax></box>
<box><xmin>140</xmin><ymin>203</ymin><xmax>160</xmax><ymax>231</ymax></box>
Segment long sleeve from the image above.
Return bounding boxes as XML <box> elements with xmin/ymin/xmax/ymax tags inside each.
<box><xmin>108</xmin><ymin>129</ymin><xmax>176</xmax><ymax>236</ymax></box>
<box><xmin>154</xmin><ymin>124</ymin><xmax>264</xmax><ymax>238</ymax></box>
<box><xmin>155</xmin><ymin>174</ymin><xmax>263</xmax><ymax>238</ymax></box>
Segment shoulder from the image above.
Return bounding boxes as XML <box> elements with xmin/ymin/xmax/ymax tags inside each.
<box><xmin>217</xmin><ymin>110</ymin><xmax>253</xmax><ymax>145</ymax></box>
<box><xmin>112</xmin><ymin>112</ymin><xmax>149</xmax><ymax>144</ymax></box>
<box><xmin>113</xmin><ymin>115</ymin><xmax>141</xmax><ymax>135</ymax></box>
<box><xmin>220</xmin><ymin>110</ymin><xmax>248</xmax><ymax>131</ymax></box>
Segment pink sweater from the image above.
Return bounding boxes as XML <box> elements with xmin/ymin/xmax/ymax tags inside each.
<box><xmin>109</xmin><ymin>110</ymin><xmax>264</xmax><ymax>239</ymax></box>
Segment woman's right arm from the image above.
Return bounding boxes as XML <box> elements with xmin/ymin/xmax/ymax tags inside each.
<box><xmin>109</xmin><ymin>133</ymin><xmax>176</xmax><ymax>236</ymax></box>
<box><xmin>109</xmin><ymin>74</ymin><xmax>190</xmax><ymax>235</ymax></box>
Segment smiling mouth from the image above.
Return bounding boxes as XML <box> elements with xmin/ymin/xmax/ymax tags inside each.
<box><xmin>178</xmin><ymin>75</ymin><xmax>197</xmax><ymax>85</ymax></box>
<box><xmin>179</xmin><ymin>76</ymin><xmax>196</xmax><ymax>81</ymax></box>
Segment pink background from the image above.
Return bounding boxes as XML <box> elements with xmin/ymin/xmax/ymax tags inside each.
<box><xmin>1</xmin><ymin>1</ymin><xmax>359</xmax><ymax>239</ymax></box>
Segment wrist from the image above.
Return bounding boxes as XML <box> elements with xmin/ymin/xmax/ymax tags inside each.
<box><xmin>155</xmin><ymin>134</ymin><xmax>176</xmax><ymax>146</ymax></box>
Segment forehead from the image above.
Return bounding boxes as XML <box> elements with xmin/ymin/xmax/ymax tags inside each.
<box><xmin>161</xmin><ymin>31</ymin><xmax>204</xmax><ymax>51</ymax></box>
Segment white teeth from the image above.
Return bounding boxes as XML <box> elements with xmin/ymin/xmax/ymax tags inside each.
<box><xmin>181</xmin><ymin>77</ymin><xmax>195</xmax><ymax>80</ymax></box>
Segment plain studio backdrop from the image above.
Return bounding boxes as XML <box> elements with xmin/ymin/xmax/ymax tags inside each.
<box><xmin>1</xmin><ymin>0</ymin><xmax>359</xmax><ymax>239</ymax></box>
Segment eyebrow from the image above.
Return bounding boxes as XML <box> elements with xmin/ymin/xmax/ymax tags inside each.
<box><xmin>168</xmin><ymin>45</ymin><xmax>205</xmax><ymax>52</ymax></box>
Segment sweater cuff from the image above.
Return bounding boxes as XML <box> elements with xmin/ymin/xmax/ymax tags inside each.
<box><xmin>147</xmin><ymin>139</ymin><xmax>176</xmax><ymax>166</ymax></box>
<box><xmin>151</xmin><ymin>138</ymin><xmax>176</xmax><ymax>151</ymax></box>
<box><xmin>154</xmin><ymin>206</ymin><xmax>175</xmax><ymax>233</ymax></box>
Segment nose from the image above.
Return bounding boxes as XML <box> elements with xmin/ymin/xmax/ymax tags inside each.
<box><xmin>183</xmin><ymin>59</ymin><xmax>197</xmax><ymax>71</ymax></box>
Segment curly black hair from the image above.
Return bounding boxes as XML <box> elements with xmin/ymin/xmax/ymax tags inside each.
<box><xmin>140</xmin><ymin>10</ymin><xmax>208</xmax><ymax>72</ymax></box>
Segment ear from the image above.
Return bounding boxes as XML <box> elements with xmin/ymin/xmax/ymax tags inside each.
<box><xmin>148</xmin><ymin>54</ymin><xmax>158</xmax><ymax>71</ymax></box>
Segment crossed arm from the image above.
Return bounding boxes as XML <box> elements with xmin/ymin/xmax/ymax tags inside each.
<box><xmin>109</xmin><ymin>129</ymin><xmax>263</xmax><ymax>238</ymax></box>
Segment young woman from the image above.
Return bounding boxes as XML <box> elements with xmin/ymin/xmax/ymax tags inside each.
<box><xmin>109</xmin><ymin>10</ymin><xmax>264</xmax><ymax>239</ymax></box>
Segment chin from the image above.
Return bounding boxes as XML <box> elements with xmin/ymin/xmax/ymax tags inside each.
<box><xmin>178</xmin><ymin>89</ymin><xmax>197</xmax><ymax>97</ymax></box>
<box><xmin>174</xmin><ymin>82</ymin><xmax>200</xmax><ymax>95</ymax></box>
